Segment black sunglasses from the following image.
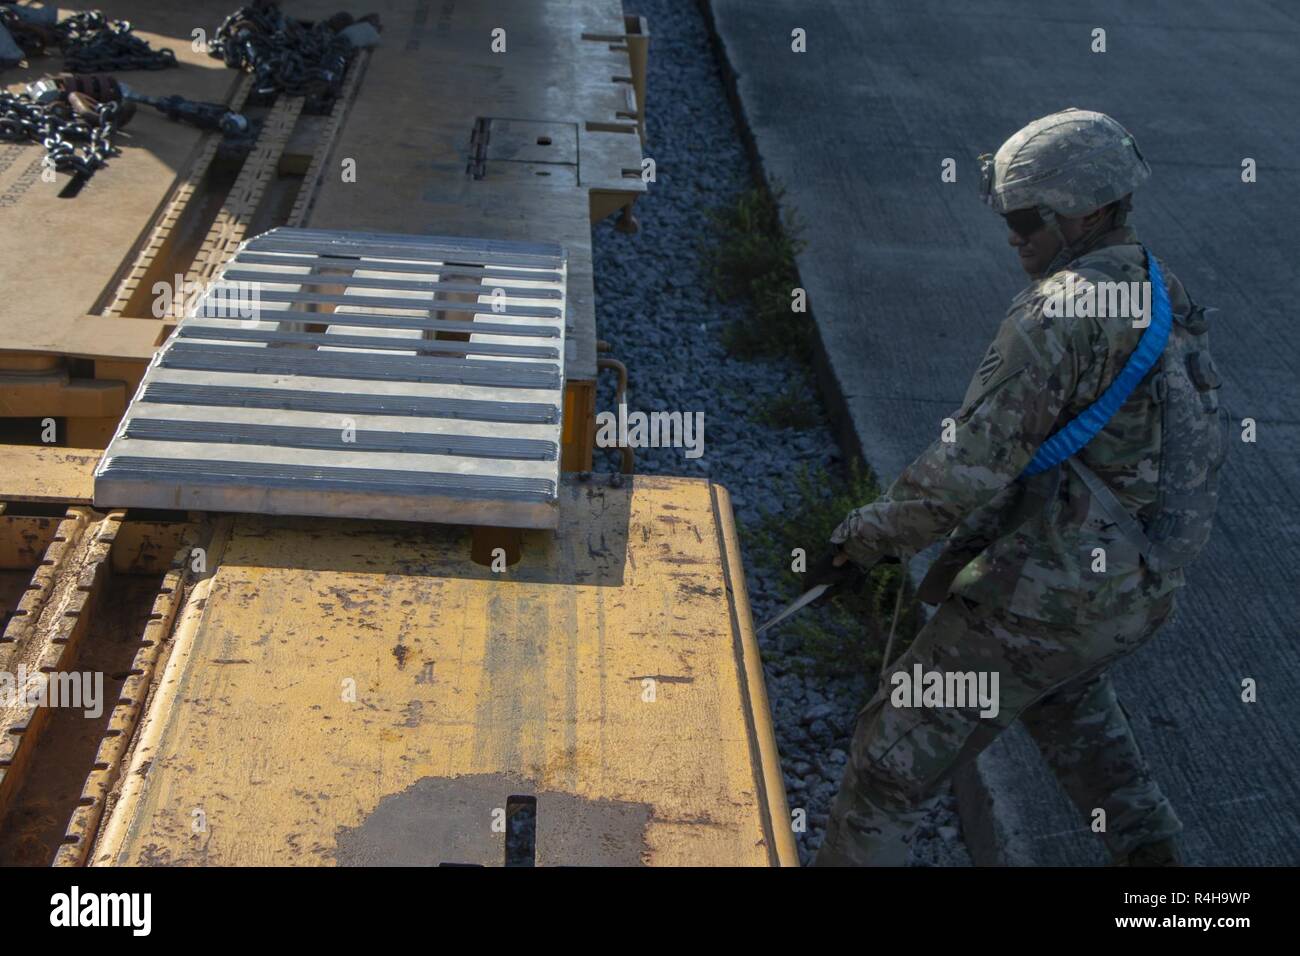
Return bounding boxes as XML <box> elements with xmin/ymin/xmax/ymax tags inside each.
<box><xmin>1003</xmin><ymin>207</ymin><xmax>1046</xmax><ymax>238</ymax></box>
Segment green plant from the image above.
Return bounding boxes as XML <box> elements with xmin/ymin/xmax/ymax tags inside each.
<box><xmin>752</xmin><ymin>381</ymin><xmax>824</xmax><ymax>430</ymax></box>
<box><xmin>746</xmin><ymin>462</ymin><xmax>921</xmax><ymax>678</ymax></box>
<box><xmin>706</xmin><ymin>182</ymin><xmax>813</xmax><ymax>362</ymax></box>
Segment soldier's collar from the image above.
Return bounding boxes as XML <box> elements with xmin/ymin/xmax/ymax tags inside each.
<box><xmin>1071</xmin><ymin>226</ymin><xmax>1133</xmax><ymax>260</ymax></box>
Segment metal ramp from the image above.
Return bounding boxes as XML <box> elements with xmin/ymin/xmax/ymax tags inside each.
<box><xmin>94</xmin><ymin>228</ymin><xmax>566</xmax><ymax>529</ymax></box>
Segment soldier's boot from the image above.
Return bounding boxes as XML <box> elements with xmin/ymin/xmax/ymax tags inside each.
<box><xmin>1114</xmin><ymin>837</ymin><xmax>1182</xmax><ymax>867</ymax></box>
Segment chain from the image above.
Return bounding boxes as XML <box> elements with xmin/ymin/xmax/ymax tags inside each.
<box><xmin>56</xmin><ymin>11</ymin><xmax>178</xmax><ymax>72</ymax></box>
<box><xmin>0</xmin><ymin>3</ymin><xmax>371</xmax><ymax>188</ymax></box>
<box><xmin>0</xmin><ymin>8</ymin><xmax>177</xmax><ymax>73</ymax></box>
<box><xmin>0</xmin><ymin>89</ymin><xmax>121</xmax><ymax>183</ymax></box>
<box><xmin>209</xmin><ymin>3</ymin><xmax>375</xmax><ymax>111</ymax></box>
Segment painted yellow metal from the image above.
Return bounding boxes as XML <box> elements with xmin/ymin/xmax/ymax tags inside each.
<box><xmin>89</xmin><ymin>476</ymin><xmax>796</xmax><ymax>866</ymax></box>
<box><xmin>0</xmin><ymin>512</ymin><xmax>61</xmax><ymax>571</ymax></box>
<box><xmin>712</xmin><ymin>483</ymin><xmax>799</xmax><ymax>866</ymax></box>
<box><xmin>55</xmin><ymin>528</ymin><xmax>200</xmax><ymax>867</ymax></box>
<box><xmin>0</xmin><ymin>374</ymin><xmax>126</xmax><ymax>418</ymax></box>
<box><xmin>0</xmin><ymin>447</ymin><xmax>99</xmax><ymax>503</ymax></box>
<box><xmin>108</xmin><ymin>520</ymin><xmax>198</xmax><ymax>576</ymax></box>
<box><xmin>0</xmin><ymin>509</ymin><xmax>118</xmax><ymax>823</ymax></box>
<box><xmin>0</xmin><ymin>510</ymin><xmax>90</xmax><ymax>658</ymax></box>
<box><xmin>561</xmin><ymin>379</ymin><xmax>598</xmax><ymax>471</ymax></box>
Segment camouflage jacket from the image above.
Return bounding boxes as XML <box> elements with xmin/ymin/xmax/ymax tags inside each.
<box><xmin>831</xmin><ymin>226</ymin><xmax>1189</xmax><ymax>624</ymax></box>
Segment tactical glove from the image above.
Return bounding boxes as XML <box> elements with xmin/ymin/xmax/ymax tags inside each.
<box><xmin>804</xmin><ymin>550</ymin><xmax>860</xmax><ymax>594</ymax></box>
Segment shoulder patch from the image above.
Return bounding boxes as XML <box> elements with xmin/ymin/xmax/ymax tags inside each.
<box><xmin>976</xmin><ymin>342</ymin><xmax>1004</xmax><ymax>386</ymax></box>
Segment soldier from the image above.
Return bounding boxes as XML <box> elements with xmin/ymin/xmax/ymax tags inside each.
<box><xmin>811</xmin><ymin>108</ymin><xmax>1227</xmax><ymax>866</ymax></box>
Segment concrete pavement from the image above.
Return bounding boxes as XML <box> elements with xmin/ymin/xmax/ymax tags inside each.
<box><xmin>703</xmin><ymin>0</ymin><xmax>1300</xmax><ymax>864</ymax></box>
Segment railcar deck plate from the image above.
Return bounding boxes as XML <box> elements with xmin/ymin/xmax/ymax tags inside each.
<box><xmin>94</xmin><ymin>227</ymin><xmax>567</xmax><ymax>529</ymax></box>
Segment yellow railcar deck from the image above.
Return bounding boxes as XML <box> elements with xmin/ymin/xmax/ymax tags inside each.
<box><xmin>71</xmin><ymin>476</ymin><xmax>795</xmax><ymax>866</ymax></box>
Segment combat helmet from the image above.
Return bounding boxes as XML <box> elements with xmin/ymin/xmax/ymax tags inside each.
<box><xmin>979</xmin><ymin>108</ymin><xmax>1151</xmax><ymax>271</ymax></box>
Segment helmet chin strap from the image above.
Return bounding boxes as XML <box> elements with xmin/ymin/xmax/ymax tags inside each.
<box><xmin>1037</xmin><ymin>201</ymin><xmax>1125</xmax><ymax>277</ymax></box>
<box><xmin>1112</xmin><ymin>193</ymin><xmax>1133</xmax><ymax>227</ymax></box>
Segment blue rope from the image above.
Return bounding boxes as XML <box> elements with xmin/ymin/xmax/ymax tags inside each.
<box><xmin>1021</xmin><ymin>247</ymin><xmax>1171</xmax><ymax>477</ymax></box>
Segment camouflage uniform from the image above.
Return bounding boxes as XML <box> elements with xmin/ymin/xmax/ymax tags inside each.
<box><xmin>815</xmin><ymin>110</ymin><xmax>1202</xmax><ymax>865</ymax></box>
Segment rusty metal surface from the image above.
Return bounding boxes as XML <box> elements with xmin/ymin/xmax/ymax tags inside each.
<box><xmin>55</xmin><ymin>529</ymin><xmax>199</xmax><ymax>867</ymax></box>
<box><xmin>0</xmin><ymin>508</ymin><xmax>199</xmax><ymax>865</ymax></box>
<box><xmin>0</xmin><ymin>509</ymin><xmax>116</xmax><ymax>824</ymax></box>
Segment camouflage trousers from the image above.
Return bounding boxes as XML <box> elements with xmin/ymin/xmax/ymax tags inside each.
<box><xmin>813</xmin><ymin>591</ymin><xmax>1180</xmax><ymax>866</ymax></box>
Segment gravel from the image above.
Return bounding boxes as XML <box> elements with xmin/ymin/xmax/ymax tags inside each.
<box><xmin>589</xmin><ymin>0</ymin><xmax>972</xmax><ymax>866</ymax></box>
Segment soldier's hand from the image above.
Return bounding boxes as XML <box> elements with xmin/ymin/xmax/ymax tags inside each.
<box><xmin>805</xmin><ymin>549</ymin><xmax>862</xmax><ymax>595</ymax></box>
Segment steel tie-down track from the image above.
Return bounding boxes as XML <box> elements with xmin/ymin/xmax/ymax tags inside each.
<box><xmin>94</xmin><ymin>228</ymin><xmax>568</xmax><ymax>529</ymax></box>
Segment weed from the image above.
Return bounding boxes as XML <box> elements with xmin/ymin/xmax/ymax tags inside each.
<box><xmin>753</xmin><ymin>381</ymin><xmax>824</xmax><ymax>430</ymax></box>
<box><xmin>748</xmin><ymin>462</ymin><xmax>921</xmax><ymax>678</ymax></box>
<box><xmin>706</xmin><ymin>182</ymin><xmax>813</xmax><ymax>362</ymax></box>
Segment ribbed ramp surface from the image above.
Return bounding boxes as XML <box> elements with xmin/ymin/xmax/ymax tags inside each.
<box><xmin>95</xmin><ymin>228</ymin><xmax>567</xmax><ymax>529</ymax></box>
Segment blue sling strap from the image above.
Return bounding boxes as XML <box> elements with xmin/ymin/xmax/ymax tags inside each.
<box><xmin>1021</xmin><ymin>247</ymin><xmax>1172</xmax><ymax>477</ymax></box>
